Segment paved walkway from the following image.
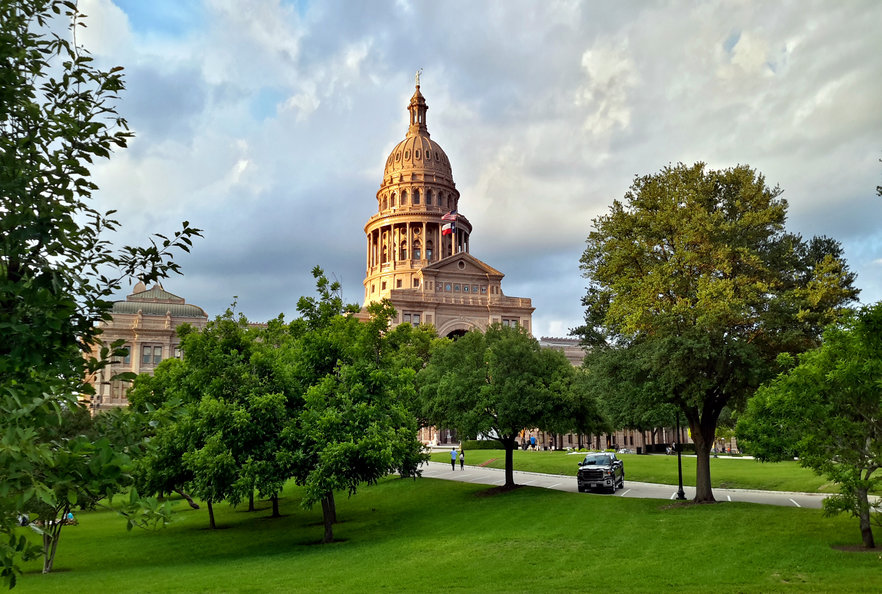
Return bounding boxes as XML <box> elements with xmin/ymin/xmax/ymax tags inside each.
<box><xmin>420</xmin><ymin>461</ymin><xmax>832</xmax><ymax>509</ymax></box>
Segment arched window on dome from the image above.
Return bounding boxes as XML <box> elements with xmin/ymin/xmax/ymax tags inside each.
<box><xmin>426</xmin><ymin>240</ymin><xmax>433</xmax><ymax>261</ymax></box>
<box><xmin>381</xmin><ymin>196</ymin><xmax>388</xmax><ymax>210</ymax></box>
<box><xmin>413</xmin><ymin>189</ymin><xmax>420</xmax><ymax>205</ymax></box>
<box><xmin>413</xmin><ymin>240</ymin><xmax>421</xmax><ymax>260</ymax></box>
<box><xmin>382</xmin><ymin>245</ymin><xmax>388</xmax><ymax>263</ymax></box>
<box><xmin>399</xmin><ymin>240</ymin><xmax>407</xmax><ymax>261</ymax></box>
<box><xmin>447</xmin><ymin>195</ymin><xmax>452</xmax><ymax>210</ymax></box>
<box><xmin>427</xmin><ymin>190</ymin><xmax>433</xmax><ymax>206</ymax></box>
<box><xmin>401</xmin><ymin>190</ymin><xmax>408</xmax><ymax>206</ymax></box>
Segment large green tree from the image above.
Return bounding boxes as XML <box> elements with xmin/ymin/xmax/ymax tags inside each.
<box><xmin>289</xmin><ymin>269</ymin><xmax>428</xmax><ymax>543</ymax></box>
<box><xmin>576</xmin><ymin>162</ymin><xmax>857</xmax><ymax>502</ymax></box>
<box><xmin>419</xmin><ymin>324</ymin><xmax>592</xmax><ymax>488</ymax></box>
<box><xmin>0</xmin><ymin>1</ymin><xmax>198</xmax><ymax>585</ymax></box>
<box><xmin>737</xmin><ymin>303</ymin><xmax>882</xmax><ymax>548</ymax></box>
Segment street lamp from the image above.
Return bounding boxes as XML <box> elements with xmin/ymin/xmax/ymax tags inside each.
<box><xmin>675</xmin><ymin>412</ymin><xmax>686</xmax><ymax>500</ymax></box>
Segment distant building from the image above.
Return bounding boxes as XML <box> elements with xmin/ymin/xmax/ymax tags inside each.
<box><xmin>361</xmin><ymin>81</ymin><xmax>534</xmax><ymax>338</ymax></box>
<box><xmin>86</xmin><ymin>282</ymin><xmax>207</xmax><ymax>412</ymax></box>
<box><xmin>538</xmin><ymin>336</ymin><xmax>585</xmax><ymax>366</ymax></box>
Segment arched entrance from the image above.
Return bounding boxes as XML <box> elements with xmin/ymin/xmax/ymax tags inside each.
<box><xmin>446</xmin><ymin>329</ymin><xmax>467</xmax><ymax>339</ymax></box>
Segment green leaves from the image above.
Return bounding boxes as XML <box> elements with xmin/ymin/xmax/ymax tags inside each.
<box><xmin>737</xmin><ymin>303</ymin><xmax>882</xmax><ymax>547</ymax></box>
<box><xmin>578</xmin><ymin>162</ymin><xmax>857</xmax><ymax>501</ymax></box>
<box><xmin>1</xmin><ymin>0</ymin><xmax>202</xmax><ymax>582</ymax></box>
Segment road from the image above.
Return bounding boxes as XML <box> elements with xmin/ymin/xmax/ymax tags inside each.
<box><xmin>420</xmin><ymin>461</ymin><xmax>830</xmax><ymax>509</ymax></box>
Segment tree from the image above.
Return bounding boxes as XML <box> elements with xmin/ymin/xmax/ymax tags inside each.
<box><xmin>289</xmin><ymin>269</ymin><xmax>427</xmax><ymax>543</ymax></box>
<box><xmin>576</xmin><ymin>162</ymin><xmax>857</xmax><ymax>502</ymax></box>
<box><xmin>131</xmin><ymin>309</ymin><xmax>297</xmax><ymax>527</ymax></box>
<box><xmin>1</xmin><ymin>1</ymin><xmax>198</xmax><ymax>585</ymax></box>
<box><xmin>419</xmin><ymin>324</ymin><xmax>589</xmax><ymax>488</ymax></box>
<box><xmin>737</xmin><ymin>303</ymin><xmax>882</xmax><ymax>548</ymax></box>
<box><xmin>582</xmin><ymin>345</ymin><xmax>676</xmax><ymax>449</ymax></box>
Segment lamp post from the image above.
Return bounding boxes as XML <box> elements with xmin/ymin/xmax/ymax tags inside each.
<box><xmin>675</xmin><ymin>412</ymin><xmax>686</xmax><ymax>500</ymax></box>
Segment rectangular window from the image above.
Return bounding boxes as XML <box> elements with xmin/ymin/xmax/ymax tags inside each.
<box><xmin>382</xmin><ymin>281</ymin><xmax>387</xmax><ymax>290</ymax></box>
<box><xmin>396</xmin><ymin>279</ymin><xmax>403</xmax><ymax>288</ymax></box>
<box><xmin>472</xmin><ymin>285</ymin><xmax>478</xmax><ymax>293</ymax></box>
<box><xmin>481</xmin><ymin>286</ymin><xmax>487</xmax><ymax>294</ymax></box>
<box><xmin>463</xmin><ymin>285</ymin><xmax>470</xmax><ymax>293</ymax></box>
<box><xmin>413</xmin><ymin>314</ymin><xmax>420</xmax><ymax>324</ymax></box>
<box><xmin>142</xmin><ymin>345</ymin><xmax>152</xmax><ymax>365</ymax></box>
<box><xmin>153</xmin><ymin>346</ymin><xmax>162</xmax><ymax>365</ymax></box>
<box><xmin>413</xmin><ymin>278</ymin><xmax>420</xmax><ymax>287</ymax></box>
<box><xmin>174</xmin><ymin>346</ymin><xmax>182</xmax><ymax>359</ymax></box>
<box><xmin>123</xmin><ymin>346</ymin><xmax>131</xmax><ymax>365</ymax></box>
<box><xmin>403</xmin><ymin>313</ymin><xmax>411</xmax><ymax>323</ymax></box>
<box><xmin>454</xmin><ymin>284</ymin><xmax>460</xmax><ymax>292</ymax></box>
<box><xmin>445</xmin><ymin>283</ymin><xmax>452</xmax><ymax>292</ymax></box>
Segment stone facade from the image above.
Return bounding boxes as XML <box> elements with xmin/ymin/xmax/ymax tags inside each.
<box><xmin>363</xmin><ymin>83</ymin><xmax>533</xmax><ymax>335</ymax></box>
<box><xmin>86</xmin><ymin>282</ymin><xmax>207</xmax><ymax>412</ymax></box>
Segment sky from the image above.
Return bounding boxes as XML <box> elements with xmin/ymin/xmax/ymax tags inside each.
<box><xmin>77</xmin><ymin>0</ymin><xmax>882</xmax><ymax>338</ymax></box>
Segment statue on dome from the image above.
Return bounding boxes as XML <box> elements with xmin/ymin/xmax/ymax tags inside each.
<box><xmin>415</xmin><ymin>68</ymin><xmax>422</xmax><ymax>87</ymax></box>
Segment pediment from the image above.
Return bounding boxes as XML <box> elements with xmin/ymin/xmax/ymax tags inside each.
<box><xmin>420</xmin><ymin>252</ymin><xmax>504</xmax><ymax>279</ymax></box>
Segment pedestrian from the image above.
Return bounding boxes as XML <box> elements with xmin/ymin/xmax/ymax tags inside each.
<box><xmin>460</xmin><ymin>449</ymin><xmax>465</xmax><ymax>470</ymax></box>
<box><xmin>450</xmin><ymin>447</ymin><xmax>457</xmax><ymax>470</ymax></box>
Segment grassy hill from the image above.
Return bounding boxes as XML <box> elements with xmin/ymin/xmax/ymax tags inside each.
<box><xmin>13</xmin><ymin>476</ymin><xmax>878</xmax><ymax>592</ymax></box>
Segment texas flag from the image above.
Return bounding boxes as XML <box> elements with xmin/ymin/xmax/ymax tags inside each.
<box><xmin>442</xmin><ymin>222</ymin><xmax>455</xmax><ymax>236</ymax></box>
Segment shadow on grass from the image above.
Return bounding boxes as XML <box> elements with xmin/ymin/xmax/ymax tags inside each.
<box><xmin>474</xmin><ymin>485</ymin><xmax>523</xmax><ymax>497</ymax></box>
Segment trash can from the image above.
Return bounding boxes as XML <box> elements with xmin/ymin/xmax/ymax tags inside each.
<box><xmin>636</xmin><ymin>446</ymin><xmax>643</xmax><ymax>455</ymax></box>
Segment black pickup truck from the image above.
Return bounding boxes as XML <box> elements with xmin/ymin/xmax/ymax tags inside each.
<box><xmin>577</xmin><ymin>453</ymin><xmax>625</xmax><ymax>493</ymax></box>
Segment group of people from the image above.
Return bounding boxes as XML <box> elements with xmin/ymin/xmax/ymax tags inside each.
<box><xmin>450</xmin><ymin>447</ymin><xmax>464</xmax><ymax>470</ymax></box>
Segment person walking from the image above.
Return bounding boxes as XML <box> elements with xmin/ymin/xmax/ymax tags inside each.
<box><xmin>460</xmin><ymin>449</ymin><xmax>465</xmax><ymax>470</ymax></box>
<box><xmin>450</xmin><ymin>447</ymin><xmax>457</xmax><ymax>470</ymax></box>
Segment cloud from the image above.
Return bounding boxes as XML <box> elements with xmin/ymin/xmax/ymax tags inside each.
<box><xmin>74</xmin><ymin>0</ymin><xmax>882</xmax><ymax>338</ymax></box>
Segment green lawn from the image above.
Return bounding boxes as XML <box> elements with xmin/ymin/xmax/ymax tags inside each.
<box><xmin>433</xmin><ymin>449</ymin><xmax>839</xmax><ymax>493</ymax></box>
<box><xmin>12</xmin><ymin>476</ymin><xmax>880</xmax><ymax>593</ymax></box>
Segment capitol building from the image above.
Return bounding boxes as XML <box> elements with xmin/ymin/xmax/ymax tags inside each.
<box><xmin>361</xmin><ymin>79</ymin><xmax>534</xmax><ymax>336</ymax></box>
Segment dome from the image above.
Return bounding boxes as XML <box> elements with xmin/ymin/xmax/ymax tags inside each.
<box><xmin>383</xmin><ymin>135</ymin><xmax>453</xmax><ymax>182</ymax></box>
<box><xmin>381</xmin><ymin>85</ymin><xmax>454</xmax><ymax>184</ymax></box>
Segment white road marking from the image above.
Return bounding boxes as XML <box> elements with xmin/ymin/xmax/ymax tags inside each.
<box><xmin>727</xmin><ymin>495</ymin><xmax>732</xmax><ymax>502</ymax></box>
<box><xmin>789</xmin><ymin>498</ymin><xmax>801</xmax><ymax>508</ymax></box>
<box><xmin>670</xmin><ymin>493</ymin><xmax>677</xmax><ymax>500</ymax></box>
<box><xmin>548</xmin><ymin>483</ymin><xmax>560</xmax><ymax>488</ymax></box>
<box><xmin>621</xmin><ymin>489</ymin><xmax>631</xmax><ymax>496</ymax></box>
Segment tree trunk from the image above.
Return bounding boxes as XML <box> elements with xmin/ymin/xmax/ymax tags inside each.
<box><xmin>688</xmin><ymin>412</ymin><xmax>717</xmax><ymax>503</ymax></box>
<box><xmin>42</xmin><ymin>508</ymin><xmax>66</xmax><ymax>574</ymax></box>
<box><xmin>502</xmin><ymin>437</ymin><xmax>516</xmax><ymax>488</ymax></box>
<box><xmin>207</xmin><ymin>500</ymin><xmax>216</xmax><ymax>529</ymax></box>
<box><xmin>271</xmin><ymin>493</ymin><xmax>280</xmax><ymax>518</ymax></box>
<box><xmin>248</xmin><ymin>490</ymin><xmax>255</xmax><ymax>512</ymax></box>
<box><xmin>327</xmin><ymin>491</ymin><xmax>337</xmax><ymax>524</ymax></box>
<box><xmin>321</xmin><ymin>493</ymin><xmax>334</xmax><ymax>543</ymax></box>
<box><xmin>857</xmin><ymin>487</ymin><xmax>876</xmax><ymax>548</ymax></box>
<box><xmin>175</xmin><ymin>489</ymin><xmax>200</xmax><ymax>509</ymax></box>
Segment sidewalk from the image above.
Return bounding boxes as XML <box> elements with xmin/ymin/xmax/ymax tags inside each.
<box><xmin>418</xmin><ymin>461</ymin><xmax>836</xmax><ymax>509</ymax></box>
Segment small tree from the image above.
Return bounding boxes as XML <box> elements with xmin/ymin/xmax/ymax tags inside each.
<box><xmin>737</xmin><ymin>303</ymin><xmax>882</xmax><ymax>548</ymax></box>
<box><xmin>1</xmin><ymin>1</ymin><xmax>198</xmax><ymax>585</ymax></box>
<box><xmin>419</xmin><ymin>324</ymin><xmax>588</xmax><ymax>488</ymax></box>
<box><xmin>290</xmin><ymin>269</ymin><xmax>426</xmax><ymax>543</ymax></box>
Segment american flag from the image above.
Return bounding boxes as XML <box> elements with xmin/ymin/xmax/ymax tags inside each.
<box><xmin>441</xmin><ymin>210</ymin><xmax>458</xmax><ymax>221</ymax></box>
